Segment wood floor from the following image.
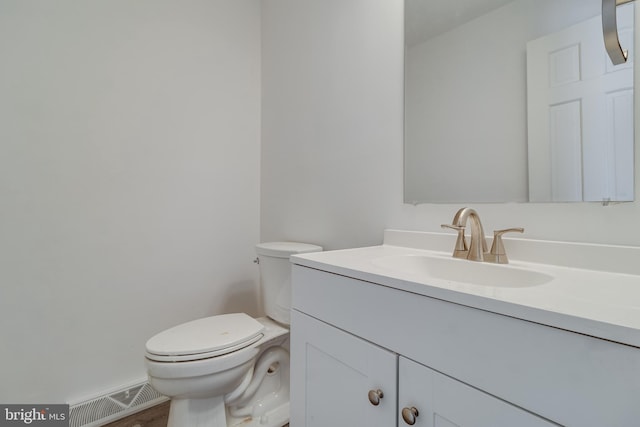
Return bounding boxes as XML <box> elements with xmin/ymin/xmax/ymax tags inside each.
<box><xmin>101</xmin><ymin>402</ymin><xmax>289</xmax><ymax>427</ymax></box>
<box><xmin>102</xmin><ymin>401</ymin><xmax>169</xmax><ymax>427</ymax></box>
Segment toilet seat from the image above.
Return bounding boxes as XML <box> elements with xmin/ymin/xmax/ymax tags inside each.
<box><xmin>146</xmin><ymin>313</ymin><xmax>265</xmax><ymax>362</ymax></box>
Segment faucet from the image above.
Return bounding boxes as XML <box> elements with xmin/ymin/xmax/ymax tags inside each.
<box><xmin>442</xmin><ymin>208</ymin><xmax>524</xmax><ymax>263</ymax></box>
<box><xmin>444</xmin><ymin>207</ymin><xmax>488</xmax><ymax>261</ymax></box>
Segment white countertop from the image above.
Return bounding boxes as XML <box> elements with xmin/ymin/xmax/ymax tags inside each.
<box><xmin>291</xmin><ymin>230</ymin><xmax>640</xmax><ymax>349</ymax></box>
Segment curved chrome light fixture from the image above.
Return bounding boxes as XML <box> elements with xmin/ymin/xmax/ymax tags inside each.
<box><xmin>603</xmin><ymin>0</ymin><xmax>635</xmax><ymax>65</ymax></box>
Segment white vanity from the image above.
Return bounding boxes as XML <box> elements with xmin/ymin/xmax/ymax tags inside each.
<box><xmin>289</xmin><ymin>230</ymin><xmax>640</xmax><ymax>427</ymax></box>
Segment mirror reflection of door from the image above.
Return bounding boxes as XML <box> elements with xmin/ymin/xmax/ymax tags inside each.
<box><xmin>527</xmin><ymin>4</ymin><xmax>634</xmax><ymax>202</ymax></box>
<box><xmin>404</xmin><ymin>0</ymin><xmax>636</xmax><ymax>204</ymax></box>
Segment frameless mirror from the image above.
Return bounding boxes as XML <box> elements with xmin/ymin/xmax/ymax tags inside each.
<box><xmin>404</xmin><ymin>0</ymin><xmax>635</xmax><ymax>204</ymax></box>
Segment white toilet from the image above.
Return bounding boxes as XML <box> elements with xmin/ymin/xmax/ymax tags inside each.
<box><xmin>145</xmin><ymin>242</ymin><xmax>322</xmax><ymax>427</ymax></box>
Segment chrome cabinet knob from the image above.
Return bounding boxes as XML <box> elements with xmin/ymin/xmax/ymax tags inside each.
<box><xmin>367</xmin><ymin>389</ymin><xmax>384</xmax><ymax>406</ymax></box>
<box><xmin>401</xmin><ymin>406</ymin><xmax>419</xmax><ymax>425</ymax></box>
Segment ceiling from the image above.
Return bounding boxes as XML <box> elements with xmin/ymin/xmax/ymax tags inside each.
<box><xmin>405</xmin><ymin>0</ymin><xmax>514</xmax><ymax>47</ymax></box>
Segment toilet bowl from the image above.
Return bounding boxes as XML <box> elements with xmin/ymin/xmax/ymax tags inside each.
<box><xmin>144</xmin><ymin>242</ymin><xmax>322</xmax><ymax>427</ymax></box>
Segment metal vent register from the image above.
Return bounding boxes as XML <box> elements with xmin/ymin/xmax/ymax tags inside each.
<box><xmin>69</xmin><ymin>382</ymin><xmax>167</xmax><ymax>427</ymax></box>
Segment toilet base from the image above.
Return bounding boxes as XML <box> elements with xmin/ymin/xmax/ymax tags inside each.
<box><xmin>228</xmin><ymin>401</ymin><xmax>289</xmax><ymax>427</ymax></box>
<box><xmin>166</xmin><ymin>398</ymin><xmax>288</xmax><ymax>427</ymax></box>
<box><xmin>168</xmin><ymin>396</ymin><xmax>226</xmax><ymax>427</ymax></box>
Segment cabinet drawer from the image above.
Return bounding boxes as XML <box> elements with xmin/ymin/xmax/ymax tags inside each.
<box><xmin>292</xmin><ymin>265</ymin><xmax>640</xmax><ymax>426</ymax></box>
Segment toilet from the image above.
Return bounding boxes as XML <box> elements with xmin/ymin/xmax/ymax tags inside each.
<box><xmin>144</xmin><ymin>242</ymin><xmax>322</xmax><ymax>427</ymax></box>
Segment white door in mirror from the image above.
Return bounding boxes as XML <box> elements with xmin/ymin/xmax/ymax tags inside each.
<box><xmin>527</xmin><ymin>5</ymin><xmax>634</xmax><ymax>202</ymax></box>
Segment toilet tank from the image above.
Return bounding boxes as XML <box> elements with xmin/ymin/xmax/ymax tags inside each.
<box><xmin>255</xmin><ymin>242</ymin><xmax>322</xmax><ymax>325</ymax></box>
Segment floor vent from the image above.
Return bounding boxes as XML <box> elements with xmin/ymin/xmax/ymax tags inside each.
<box><xmin>69</xmin><ymin>381</ymin><xmax>168</xmax><ymax>427</ymax></box>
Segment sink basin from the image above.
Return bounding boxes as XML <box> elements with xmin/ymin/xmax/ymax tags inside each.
<box><xmin>372</xmin><ymin>254</ymin><xmax>553</xmax><ymax>288</ymax></box>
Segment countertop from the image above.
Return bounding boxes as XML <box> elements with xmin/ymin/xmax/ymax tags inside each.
<box><xmin>291</xmin><ymin>230</ymin><xmax>640</xmax><ymax>349</ymax></box>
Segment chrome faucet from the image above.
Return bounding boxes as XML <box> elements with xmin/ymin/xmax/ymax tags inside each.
<box><xmin>442</xmin><ymin>208</ymin><xmax>524</xmax><ymax>263</ymax></box>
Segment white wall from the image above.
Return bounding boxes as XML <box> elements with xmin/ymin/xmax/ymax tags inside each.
<box><xmin>261</xmin><ymin>0</ymin><xmax>640</xmax><ymax>251</ymax></box>
<box><xmin>261</xmin><ymin>0</ymin><xmax>404</xmax><ymax>249</ymax></box>
<box><xmin>0</xmin><ymin>0</ymin><xmax>261</xmax><ymax>403</ymax></box>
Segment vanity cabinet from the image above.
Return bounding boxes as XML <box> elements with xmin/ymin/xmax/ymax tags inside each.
<box><xmin>399</xmin><ymin>357</ymin><xmax>554</xmax><ymax>427</ymax></box>
<box><xmin>290</xmin><ymin>263</ymin><xmax>640</xmax><ymax>427</ymax></box>
<box><xmin>290</xmin><ymin>310</ymin><xmax>396</xmax><ymax>427</ymax></box>
<box><xmin>292</xmin><ymin>310</ymin><xmax>554</xmax><ymax>427</ymax></box>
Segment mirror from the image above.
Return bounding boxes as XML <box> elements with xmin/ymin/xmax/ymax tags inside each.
<box><xmin>404</xmin><ymin>0</ymin><xmax>635</xmax><ymax>204</ymax></box>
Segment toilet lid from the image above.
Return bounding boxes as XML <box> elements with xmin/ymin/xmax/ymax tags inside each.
<box><xmin>145</xmin><ymin>313</ymin><xmax>264</xmax><ymax>362</ymax></box>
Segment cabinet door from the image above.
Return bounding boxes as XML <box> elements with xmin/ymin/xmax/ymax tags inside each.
<box><xmin>399</xmin><ymin>357</ymin><xmax>556</xmax><ymax>427</ymax></box>
<box><xmin>290</xmin><ymin>310</ymin><xmax>397</xmax><ymax>427</ymax></box>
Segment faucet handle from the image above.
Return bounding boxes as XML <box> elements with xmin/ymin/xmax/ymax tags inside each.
<box><xmin>441</xmin><ymin>224</ymin><xmax>468</xmax><ymax>258</ymax></box>
<box><xmin>487</xmin><ymin>228</ymin><xmax>524</xmax><ymax>264</ymax></box>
